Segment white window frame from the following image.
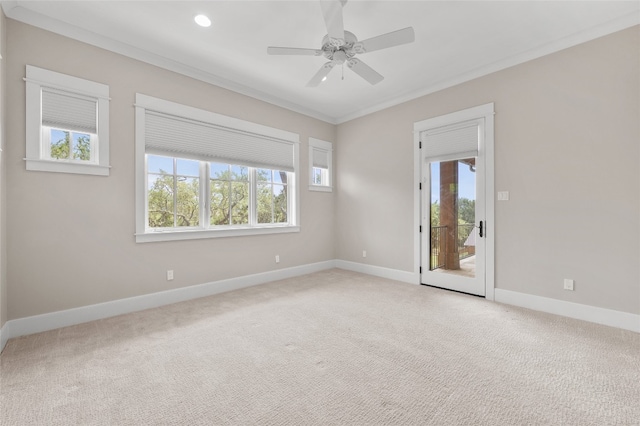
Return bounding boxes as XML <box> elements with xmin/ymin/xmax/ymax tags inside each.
<box><xmin>135</xmin><ymin>94</ymin><xmax>300</xmax><ymax>243</ymax></box>
<box><xmin>24</xmin><ymin>65</ymin><xmax>110</xmax><ymax>176</ymax></box>
<box><xmin>308</xmin><ymin>137</ymin><xmax>332</xmax><ymax>192</ymax></box>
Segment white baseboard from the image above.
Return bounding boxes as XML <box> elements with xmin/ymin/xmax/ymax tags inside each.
<box><xmin>335</xmin><ymin>260</ymin><xmax>419</xmax><ymax>285</ymax></box>
<box><xmin>3</xmin><ymin>262</ymin><xmax>637</xmax><ymax>353</ymax></box>
<box><xmin>1</xmin><ymin>260</ymin><xmax>336</xmax><ymax>350</ymax></box>
<box><xmin>495</xmin><ymin>288</ymin><xmax>640</xmax><ymax>333</ymax></box>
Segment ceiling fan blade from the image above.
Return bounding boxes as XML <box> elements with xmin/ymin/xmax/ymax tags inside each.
<box><xmin>320</xmin><ymin>0</ymin><xmax>346</xmax><ymax>45</ymax></box>
<box><xmin>355</xmin><ymin>27</ymin><xmax>415</xmax><ymax>54</ymax></box>
<box><xmin>307</xmin><ymin>62</ymin><xmax>335</xmax><ymax>87</ymax></box>
<box><xmin>267</xmin><ymin>47</ymin><xmax>322</xmax><ymax>56</ymax></box>
<box><xmin>347</xmin><ymin>58</ymin><xmax>384</xmax><ymax>85</ymax></box>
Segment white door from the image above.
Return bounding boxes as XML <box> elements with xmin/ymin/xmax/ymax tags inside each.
<box><xmin>418</xmin><ymin>105</ymin><xmax>493</xmax><ymax>297</ymax></box>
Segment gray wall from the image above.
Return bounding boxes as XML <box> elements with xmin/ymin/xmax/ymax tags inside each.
<box><xmin>336</xmin><ymin>26</ymin><xmax>639</xmax><ymax>315</ymax></box>
<box><xmin>6</xmin><ymin>20</ymin><xmax>335</xmax><ymax>320</ymax></box>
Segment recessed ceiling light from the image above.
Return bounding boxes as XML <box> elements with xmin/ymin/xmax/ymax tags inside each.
<box><xmin>194</xmin><ymin>14</ymin><xmax>211</xmax><ymax>28</ymax></box>
<box><xmin>321</xmin><ymin>76</ymin><xmax>327</xmax><ymax>82</ymax></box>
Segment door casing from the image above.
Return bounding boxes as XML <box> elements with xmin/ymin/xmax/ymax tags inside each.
<box><xmin>413</xmin><ymin>103</ymin><xmax>495</xmax><ymax>300</ymax></box>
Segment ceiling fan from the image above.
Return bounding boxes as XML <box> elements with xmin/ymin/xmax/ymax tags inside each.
<box><xmin>267</xmin><ymin>0</ymin><xmax>415</xmax><ymax>87</ymax></box>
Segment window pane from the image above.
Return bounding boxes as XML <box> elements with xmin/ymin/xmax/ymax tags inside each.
<box><xmin>231</xmin><ymin>165</ymin><xmax>248</xmax><ymax>181</ymax></box>
<box><xmin>176</xmin><ymin>158</ymin><xmax>199</xmax><ymax>177</ymax></box>
<box><xmin>274</xmin><ymin>184</ymin><xmax>287</xmax><ymax>223</ymax></box>
<box><xmin>176</xmin><ymin>177</ymin><xmax>199</xmax><ymax>227</ymax></box>
<box><xmin>210</xmin><ymin>181</ymin><xmax>230</xmax><ymax>225</ymax></box>
<box><xmin>273</xmin><ymin>170</ymin><xmax>285</xmax><ymax>184</ymax></box>
<box><xmin>71</xmin><ymin>132</ymin><xmax>92</xmax><ymax>161</ymax></box>
<box><xmin>257</xmin><ymin>169</ymin><xmax>271</xmax><ymax>182</ymax></box>
<box><xmin>210</xmin><ymin>162</ymin><xmax>229</xmax><ymax>179</ymax></box>
<box><xmin>257</xmin><ymin>183</ymin><xmax>273</xmax><ymax>224</ymax></box>
<box><xmin>50</xmin><ymin>129</ymin><xmax>70</xmax><ymax>159</ymax></box>
<box><xmin>148</xmin><ymin>174</ymin><xmax>175</xmax><ymax>228</ymax></box>
<box><xmin>312</xmin><ymin>168</ymin><xmax>323</xmax><ymax>185</ymax></box>
<box><xmin>148</xmin><ymin>155</ymin><xmax>173</xmax><ymax>174</ymax></box>
<box><xmin>231</xmin><ymin>182</ymin><xmax>249</xmax><ymax>225</ymax></box>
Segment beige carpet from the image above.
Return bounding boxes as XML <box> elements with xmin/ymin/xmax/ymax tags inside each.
<box><xmin>1</xmin><ymin>269</ymin><xmax>639</xmax><ymax>425</ymax></box>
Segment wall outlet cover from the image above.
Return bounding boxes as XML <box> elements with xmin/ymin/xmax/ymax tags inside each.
<box><xmin>563</xmin><ymin>279</ymin><xmax>574</xmax><ymax>291</ymax></box>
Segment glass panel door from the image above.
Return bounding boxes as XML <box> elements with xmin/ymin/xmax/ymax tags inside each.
<box><xmin>422</xmin><ymin>155</ymin><xmax>485</xmax><ymax>296</ymax></box>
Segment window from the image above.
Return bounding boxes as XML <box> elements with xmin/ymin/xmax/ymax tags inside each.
<box><xmin>309</xmin><ymin>138</ymin><xmax>332</xmax><ymax>192</ymax></box>
<box><xmin>25</xmin><ymin>65</ymin><xmax>110</xmax><ymax>175</ymax></box>
<box><xmin>135</xmin><ymin>94</ymin><xmax>300</xmax><ymax>243</ymax></box>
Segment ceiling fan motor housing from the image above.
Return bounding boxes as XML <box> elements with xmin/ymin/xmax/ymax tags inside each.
<box><xmin>322</xmin><ymin>30</ymin><xmax>359</xmax><ymax>63</ymax></box>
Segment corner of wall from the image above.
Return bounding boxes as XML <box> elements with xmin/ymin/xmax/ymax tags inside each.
<box><xmin>0</xmin><ymin>9</ymin><xmax>7</xmax><ymax>352</ymax></box>
<box><xmin>0</xmin><ymin>6</ymin><xmax>7</xmax><ymax>338</ymax></box>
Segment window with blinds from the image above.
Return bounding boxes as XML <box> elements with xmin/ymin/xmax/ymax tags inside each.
<box><xmin>24</xmin><ymin>65</ymin><xmax>110</xmax><ymax>176</ymax></box>
<box><xmin>309</xmin><ymin>138</ymin><xmax>333</xmax><ymax>192</ymax></box>
<box><xmin>134</xmin><ymin>93</ymin><xmax>300</xmax><ymax>242</ymax></box>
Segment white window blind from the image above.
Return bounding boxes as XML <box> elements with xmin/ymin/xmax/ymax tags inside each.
<box><xmin>423</xmin><ymin>120</ymin><xmax>479</xmax><ymax>161</ymax></box>
<box><xmin>42</xmin><ymin>87</ymin><xmax>98</xmax><ymax>134</ymax></box>
<box><xmin>311</xmin><ymin>147</ymin><xmax>329</xmax><ymax>169</ymax></box>
<box><xmin>145</xmin><ymin>111</ymin><xmax>295</xmax><ymax>172</ymax></box>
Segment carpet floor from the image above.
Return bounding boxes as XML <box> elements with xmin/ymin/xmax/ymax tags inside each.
<box><xmin>1</xmin><ymin>269</ymin><xmax>639</xmax><ymax>425</ymax></box>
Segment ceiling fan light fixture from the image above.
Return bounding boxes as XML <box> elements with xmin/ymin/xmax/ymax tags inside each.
<box><xmin>194</xmin><ymin>14</ymin><xmax>211</xmax><ymax>28</ymax></box>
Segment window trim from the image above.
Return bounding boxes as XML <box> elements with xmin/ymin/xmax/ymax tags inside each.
<box><xmin>135</xmin><ymin>94</ymin><xmax>300</xmax><ymax>243</ymax></box>
<box><xmin>308</xmin><ymin>137</ymin><xmax>333</xmax><ymax>192</ymax></box>
<box><xmin>24</xmin><ymin>65</ymin><xmax>110</xmax><ymax>176</ymax></box>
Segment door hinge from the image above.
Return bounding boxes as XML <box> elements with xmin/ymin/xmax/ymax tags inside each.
<box><xmin>419</xmin><ymin>182</ymin><xmax>422</xmax><ymax>190</ymax></box>
<box><xmin>419</xmin><ymin>141</ymin><xmax>422</xmax><ymax>149</ymax></box>
<box><xmin>419</xmin><ymin>225</ymin><xmax>422</xmax><ymax>233</ymax></box>
<box><xmin>419</xmin><ymin>266</ymin><xmax>422</xmax><ymax>274</ymax></box>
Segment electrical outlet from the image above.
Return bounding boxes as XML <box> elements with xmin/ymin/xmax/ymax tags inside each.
<box><xmin>563</xmin><ymin>279</ymin><xmax>574</xmax><ymax>291</ymax></box>
<box><xmin>167</xmin><ymin>270</ymin><xmax>174</xmax><ymax>281</ymax></box>
<box><xmin>362</xmin><ymin>250</ymin><xmax>367</xmax><ymax>258</ymax></box>
<box><xmin>275</xmin><ymin>255</ymin><xmax>280</xmax><ymax>264</ymax></box>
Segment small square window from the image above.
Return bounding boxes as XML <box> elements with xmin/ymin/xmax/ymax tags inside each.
<box><xmin>309</xmin><ymin>138</ymin><xmax>332</xmax><ymax>192</ymax></box>
<box><xmin>25</xmin><ymin>65</ymin><xmax>110</xmax><ymax>176</ymax></box>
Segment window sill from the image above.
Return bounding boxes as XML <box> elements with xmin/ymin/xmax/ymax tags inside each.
<box><xmin>135</xmin><ymin>225</ymin><xmax>300</xmax><ymax>243</ymax></box>
<box><xmin>25</xmin><ymin>158</ymin><xmax>110</xmax><ymax>176</ymax></box>
<box><xmin>309</xmin><ymin>184</ymin><xmax>332</xmax><ymax>192</ymax></box>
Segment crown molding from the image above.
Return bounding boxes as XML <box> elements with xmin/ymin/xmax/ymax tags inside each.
<box><xmin>335</xmin><ymin>11</ymin><xmax>640</xmax><ymax>124</ymax></box>
<box><xmin>3</xmin><ymin>2</ymin><xmax>637</xmax><ymax>126</ymax></box>
<box><xmin>1</xmin><ymin>2</ymin><xmax>338</xmax><ymax>124</ymax></box>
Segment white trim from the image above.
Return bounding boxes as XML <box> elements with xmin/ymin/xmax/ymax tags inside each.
<box><xmin>334</xmin><ymin>260</ymin><xmax>419</xmax><ymax>285</ymax></box>
<box><xmin>136</xmin><ymin>225</ymin><xmax>300</xmax><ymax>243</ymax></box>
<box><xmin>1</xmin><ymin>261</ymin><xmax>336</xmax><ymax>343</ymax></box>
<box><xmin>495</xmin><ymin>288</ymin><xmax>640</xmax><ymax>333</ymax></box>
<box><xmin>24</xmin><ymin>67</ymin><xmax>109</xmax><ymax>99</ymax></box>
<box><xmin>2</xmin><ymin>263</ymin><xmax>637</xmax><ymax>349</ymax></box>
<box><xmin>24</xmin><ymin>158</ymin><xmax>110</xmax><ymax>176</ymax></box>
<box><xmin>414</xmin><ymin>103</ymin><xmax>495</xmax><ymax>300</ymax></box>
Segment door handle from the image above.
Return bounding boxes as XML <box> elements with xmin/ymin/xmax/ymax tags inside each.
<box><xmin>479</xmin><ymin>221</ymin><xmax>484</xmax><ymax>238</ymax></box>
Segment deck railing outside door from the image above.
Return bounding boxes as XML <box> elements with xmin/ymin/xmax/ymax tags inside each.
<box><xmin>429</xmin><ymin>224</ymin><xmax>475</xmax><ymax>271</ymax></box>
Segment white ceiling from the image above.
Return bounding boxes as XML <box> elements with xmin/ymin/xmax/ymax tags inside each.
<box><xmin>3</xmin><ymin>1</ymin><xmax>639</xmax><ymax>123</ymax></box>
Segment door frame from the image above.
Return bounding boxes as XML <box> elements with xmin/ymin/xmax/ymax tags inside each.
<box><xmin>413</xmin><ymin>103</ymin><xmax>495</xmax><ymax>301</ymax></box>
